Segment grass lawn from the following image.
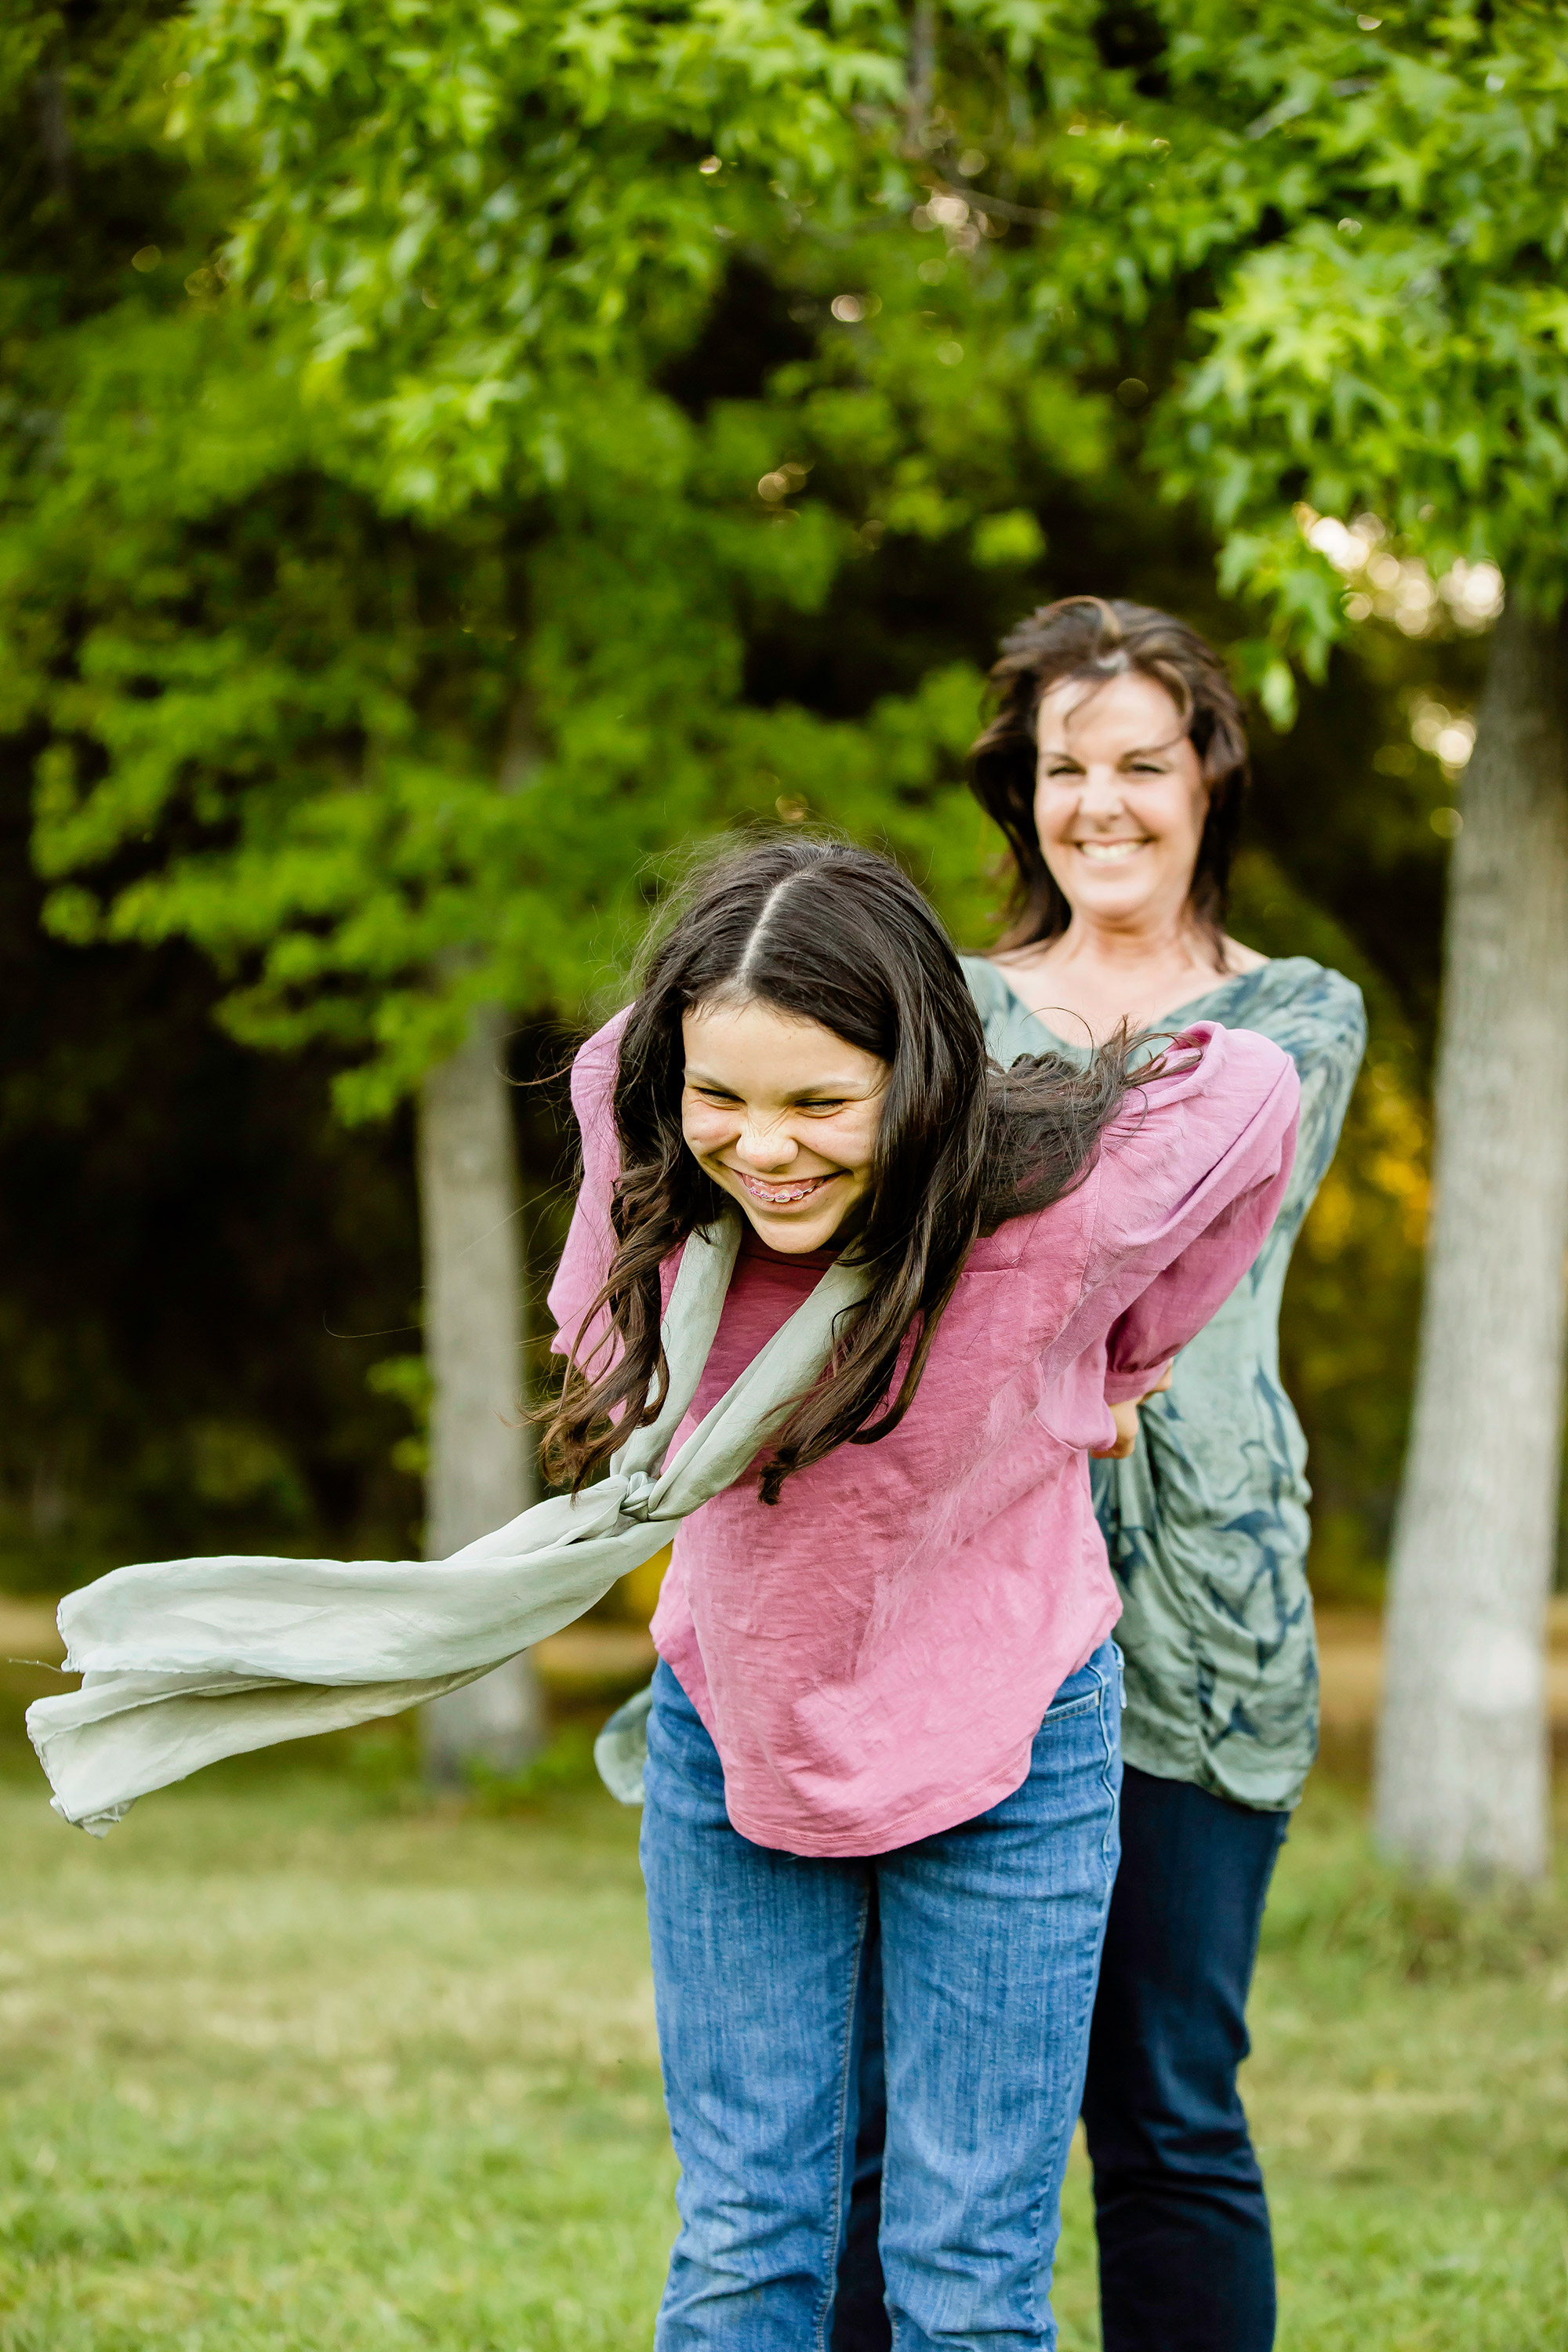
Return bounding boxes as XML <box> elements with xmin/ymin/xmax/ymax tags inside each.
<box><xmin>0</xmin><ymin>1722</ymin><xmax>1564</xmax><ymax>2350</ymax></box>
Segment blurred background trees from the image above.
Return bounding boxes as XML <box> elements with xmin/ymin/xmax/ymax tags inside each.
<box><xmin>1</xmin><ymin>4</ymin><xmax>1559</xmax><ymax>1822</ymax></box>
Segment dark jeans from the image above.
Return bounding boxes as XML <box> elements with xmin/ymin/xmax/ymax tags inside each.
<box><xmin>833</xmin><ymin>1764</ymin><xmax>1289</xmax><ymax>2352</ymax></box>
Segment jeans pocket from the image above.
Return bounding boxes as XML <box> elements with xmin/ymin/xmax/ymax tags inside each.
<box><xmin>1041</xmin><ymin>1686</ymin><xmax>1103</xmax><ymax>1724</ymax></box>
<box><xmin>1044</xmin><ymin>1642</ymin><xmax>1115</xmax><ymax>1721</ymax></box>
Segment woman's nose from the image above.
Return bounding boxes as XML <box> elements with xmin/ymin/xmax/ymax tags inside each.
<box><xmin>1076</xmin><ymin>764</ymin><xmax>1126</xmax><ymax>817</ymax></box>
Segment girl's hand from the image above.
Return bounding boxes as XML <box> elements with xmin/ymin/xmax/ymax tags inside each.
<box><xmin>1090</xmin><ymin>1366</ymin><xmax>1174</xmax><ymax>1461</ymax></box>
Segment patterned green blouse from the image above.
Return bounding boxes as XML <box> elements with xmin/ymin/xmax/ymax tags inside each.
<box><xmin>962</xmin><ymin>955</ymin><xmax>1367</xmax><ymax>1811</ymax></box>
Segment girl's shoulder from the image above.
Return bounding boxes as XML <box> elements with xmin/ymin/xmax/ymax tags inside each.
<box><xmin>1123</xmin><ymin>1019</ymin><xmax>1297</xmax><ymax>1121</ymax></box>
<box><xmin>986</xmin><ymin>1022</ymin><xmax>1298</xmax><ymax>1270</ymax></box>
<box><xmin>569</xmin><ymin>1005</ymin><xmax>631</xmax><ymax>1116</ymax></box>
<box><xmin>1095</xmin><ymin>1015</ymin><xmax>1295</xmax><ymax>1195</ymax></box>
<box><xmin>564</xmin><ymin>1008</ymin><xmax>634</xmax><ymax>1196</ymax></box>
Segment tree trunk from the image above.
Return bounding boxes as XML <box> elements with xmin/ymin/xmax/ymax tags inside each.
<box><xmin>1374</xmin><ymin>600</ymin><xmax>1568</xmax><ymax>1881</ymax></box>
<box><xmin>416</xmin><ymin>1003</ymin><xmax>545</xmax><ymax>1781</ymax></box>
<box><xmin>904</xmin><ymin>2</ymin><xmax>936</xmax><ymax>151</ymax></box>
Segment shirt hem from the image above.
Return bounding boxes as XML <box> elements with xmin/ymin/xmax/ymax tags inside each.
<box><xmin>1120</xmin><ymin>1722</ymin><xmax>1307</xmax><ymax>1813</ymax></box>
<box><xmin>655</xmin><ymin>1624</ymin><xmax>1049</xmax><ymax>1857</ymax></box>
<box><xmin>722</xmin><ymin>1751</ymin><xmax>1039</xmax><ymax>1859</ymax></box>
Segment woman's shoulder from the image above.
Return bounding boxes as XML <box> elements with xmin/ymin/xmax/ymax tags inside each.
<box><xmin>1224</xmin><ymin>953</ymin><xmax>1364</xmax><ymax>1019</ymax></box>
<box><xmin>959</xmin><ymin>953</ymin><xmax>1060</xmax><ymax>1062</ymax></box>
<box><xmin>957</xmin><ymin>953</ymin><xmax>1016</xmax><ymax>1013</ymax></box>
<box><xmin>1217</xmin><ymin>957</ymin><xmax>1367</xmax><ymax>1069</ymax></box>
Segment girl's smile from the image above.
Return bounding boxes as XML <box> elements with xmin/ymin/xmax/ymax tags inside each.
<box><xmin>728</xmin><ymin>1168</ymin><xmax>837</xmax><ymax>1208</ymax></box>
<box><xmin>681</xmin><ymin>1000</ymin><xmax>889</xmax><ymax>1254</ymax></box>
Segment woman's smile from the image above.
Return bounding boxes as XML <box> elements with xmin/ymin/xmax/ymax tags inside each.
<box><xmin>1071</xmin><ymin>836</ymin><xmax>1153</xmax><ymax>864</ymax></box>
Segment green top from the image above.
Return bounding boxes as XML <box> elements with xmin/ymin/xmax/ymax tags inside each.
<box><xmin>962</xmin><ymin>954</ymin><xmax>1367</xmax><ymax>1810</ymax></box>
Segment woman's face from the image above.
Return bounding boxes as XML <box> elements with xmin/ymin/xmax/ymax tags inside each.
<box><xmin>1033</xmin><ymin>670</ymin><xmax>1208</xmax><ymax>933</ymax></box>
<box><xmin>681</xmin><ymin>1000</ymin><xmax>888</xmax><ymax>1254</ymax></box>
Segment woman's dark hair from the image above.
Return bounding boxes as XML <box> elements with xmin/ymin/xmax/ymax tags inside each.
<box><xmin>542</xmin><ymin>837</ymin><xmax>1144</xmax><ymax>1504</ymax></box>
<box><xmin>971</xmin><ymin>596</ymin><xmax>1250</xmax><ymax>961</ymax></box>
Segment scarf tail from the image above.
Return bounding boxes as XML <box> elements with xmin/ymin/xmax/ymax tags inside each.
<box><xmin>28</xmin><ymin>1662</ymin><xmax>490</xmax><ymax>1833</ymax></box>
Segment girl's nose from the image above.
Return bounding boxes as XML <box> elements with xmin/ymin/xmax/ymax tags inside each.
<box><xmin>734</xmin><ymin>1116</ymin><xmax>797</xmax><ymax>1171</ymax></box>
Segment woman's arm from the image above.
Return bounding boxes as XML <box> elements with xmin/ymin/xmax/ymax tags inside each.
<box><xmin>1265</xmin><ymin>971</ymin><xmax>1368</xmax><ymax>1245</ymax></box>
<box><xmin>1092</xmin><ymin>1366</ymin><xmax>1174</xmax><ymax>1459</ymax></box>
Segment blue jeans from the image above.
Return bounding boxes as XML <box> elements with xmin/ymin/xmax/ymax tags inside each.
<box><xmin>833</xmin><ymin>1765</ymin><xmax>1289</xmax><ymax>2352</ymax></box>
<box><xmin>639</xmin><ymin>1646</ymin><xmax>1123</xmax><ymax>2351</ymax></box>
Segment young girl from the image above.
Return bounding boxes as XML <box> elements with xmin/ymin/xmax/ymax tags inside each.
<box><xmin>542</xmin><ymin>835</ymin><xmax>1298</xmax><ymax>2351</ymax></box>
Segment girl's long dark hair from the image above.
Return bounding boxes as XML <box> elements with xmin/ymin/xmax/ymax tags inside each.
<box><xmin>542</xmin><ymin>837</ymin><xmax>1145</xmax><ymax>1504</ymax></box>
<box><xmin>971</xmin><ymin>596</ymin><xmax>1250</xmax><ymax>960</ymax></box>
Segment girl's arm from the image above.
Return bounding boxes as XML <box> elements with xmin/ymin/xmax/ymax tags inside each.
<box><xmin>545</xmin><ymin>1011</ymin><xmax>630</xmax><ymax>1370</ymax></box>
<box><xmin>1088</xmin><ymin>1022</ymin><xmax>1301</xmax><ymax>1404</ymax></box>
<box><xmin>1093</xmin><ymin>983</ymin><xmax>1360</xmax><ymax>1445</ymax></box>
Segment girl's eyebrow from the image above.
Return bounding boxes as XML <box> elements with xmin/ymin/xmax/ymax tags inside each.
<box><xmin>683</xmin><ymin>1069</ymin><xmax>873</xmax><ymax>1102</ymax></box>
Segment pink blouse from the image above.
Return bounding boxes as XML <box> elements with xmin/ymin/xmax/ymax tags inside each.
<box><xmin>548</xmin><ymin>1017</ymin><xmax>1299</xmax><ymax>1857</ymax></box>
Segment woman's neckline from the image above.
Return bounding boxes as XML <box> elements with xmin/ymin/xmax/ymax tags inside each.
<box><xmin>983</xmin><ymin>951</ymin><xmax>1294</xmax><ymax>1051</ymax></box>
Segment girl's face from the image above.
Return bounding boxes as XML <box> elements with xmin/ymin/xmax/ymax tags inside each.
<box><xmin>1033</xmin><ymin>670</ymin><xmax>1208</xmax><ymax>932</ymax></box>
<box><xmin>681</xmin><ymin>1000</ymin><xmax>889</xmax><ymax>1254</ymax></box>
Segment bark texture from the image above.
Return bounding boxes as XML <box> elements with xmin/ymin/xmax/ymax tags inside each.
<box><xmin>416</xmin><ymin>1003</ymin><xmax>543</xmax><ymax>1780</ymax></box>
<box><xmin>1375</xmin><ymin>601</ymin><xmax>1568</xmax><ymax>1880</ymax></box>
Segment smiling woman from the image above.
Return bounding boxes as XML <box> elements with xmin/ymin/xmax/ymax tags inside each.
<box><xmin>1025</xmin><ymin>663</ymin><xmax>1265</xmax><ymax>1024</ymax></box>
<box><xmin>973</xmin><ymin>597</ymin><xmax>1260</xmax><ymax>1040</ymax></box>
<box><xmin>829</xmin><ymin>600</ymin><xmax>1367</xmax><ymax>2352</ymax></box>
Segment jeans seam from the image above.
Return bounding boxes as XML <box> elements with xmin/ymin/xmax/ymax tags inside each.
<box><xmin>1098</xmin><ymin>1651</ymin><xmax>1122</xmax><ymax>1871</ymax></box>
<box><xmin>1025</xmin><ymin>1833</ymin><xmax>1110</xmax><ymax>2350</ymax></box>
<box><xmin>1025</xmin><ymin>1648</ymin><xmax>1121</xmax><ymax>2344</ymax></box>
<box><xmin>816</xmin><ymin>1875</ymin><xmax>873</xmax><ymax>2352</ymax></box>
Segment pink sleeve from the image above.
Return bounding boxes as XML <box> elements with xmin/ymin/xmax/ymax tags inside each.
<box><xmin>1084</xmin><ymin>1023</ymin><xmax>1300</xmax><ymax>1403</ymax></box>
<box><xmin>545</xmin><ymin>1008</ymin><xmax>631</xmax><ymax>1371</ymax></box>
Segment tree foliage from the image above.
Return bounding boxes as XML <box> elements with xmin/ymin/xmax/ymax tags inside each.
<box><xmin>0</xmin><ymin>0</ymin><xmax>1508</xmax><ymax>1606</ymax></box>
<box><xmin>9</xmin><ymin>0</ymin><xmax>957</xmax><ymax>1113</ymax></box>
<box><xmin>941</xmin><ymin>0</ymin><xmax>1568</xmax><ymax>689</ymax></box>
